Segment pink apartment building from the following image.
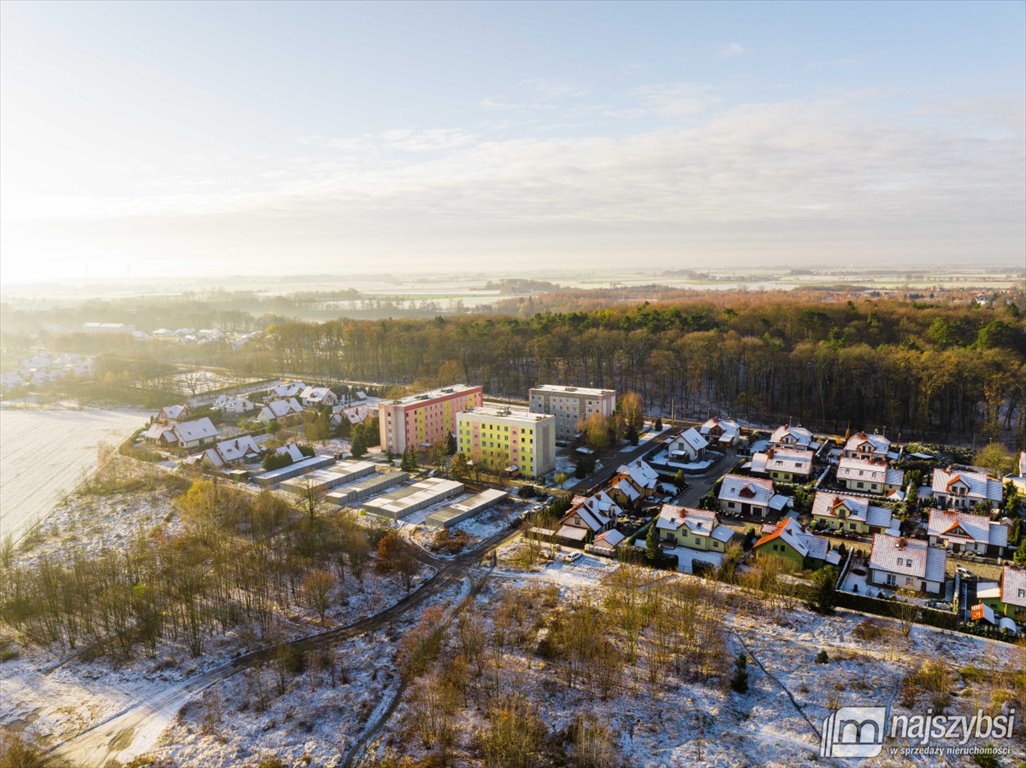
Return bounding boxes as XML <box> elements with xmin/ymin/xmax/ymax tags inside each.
<box><xmin>378</xmin><ymin>384</ymin><xmax>484</xmax><ymax>454</ymax></box>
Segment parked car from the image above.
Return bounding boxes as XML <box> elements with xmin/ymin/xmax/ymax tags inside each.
<box><xmin>564</xmin><ymin>551</ymin><xmax>583</xmax><ymax>563</ymax></box>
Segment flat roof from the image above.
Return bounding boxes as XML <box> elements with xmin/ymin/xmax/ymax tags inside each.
<box><xmin>459</xmin><ymin>405</ymin><xmax>553</xmax><ymax>423</ymax></box>
<box><xmin>387</xmin><ymin>384</ymin><xmax>481</xmax><ymax>406</ymax></box>
<box><xmin>425</xmin><ymin>488</ymin><xmax>509</xmax><ymax>527</ymax></box>
<box><xmin>531</xmin><ymin>384</ymin><xmax>615</xmax><ymax>396</ymax></box>
<box><xmin>364</xmin><ymin>477</ymin><xmax>464</xmax><ymax>516</ymax></box>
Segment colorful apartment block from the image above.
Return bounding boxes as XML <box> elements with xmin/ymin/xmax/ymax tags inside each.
<box><xmin>457</xmin><ymin>405</ymin><xmax>556</xmax><ymax>479</ymax></box>
<box><xmin>378</xmin><ymin>385</ymin><xmax>483</xmax><ymax>454</ymax></box>
<box><xmin>529</xmin><ymin>384</ymin><xmax>616</xmax><ymax>441</ymax></box>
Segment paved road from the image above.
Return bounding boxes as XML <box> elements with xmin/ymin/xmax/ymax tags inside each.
<box><xmin>673</xmin><ymin>448</ymin><xmax>739</xmax><ymax>507</ymax></box>
<box><xmin>52</xmin><ymin>527</ymin><xmax>517</xmax><ymax>767</ymax></box>
<box><xmin>571</xmin><ymin>426</ymin><xmax>685</xmax><ymax>496</ymax></box>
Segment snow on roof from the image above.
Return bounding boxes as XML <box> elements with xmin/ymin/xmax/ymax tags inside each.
<box><xmin>594</xmin><ymin>529</ymin><xmax>626</xmax><ymax>548</ymax></box>
<box><xmin>769</xmin><ymin>424</ymin><xmax>813</xmax><ymax>447</ymax></box>
<box><xmin>751</xmin><ymin>446</ymin><xmax>813</xmax><ymax>476</ymax></box>
<box><xmin>160</xmin><ymin>404</ymin><xmax>189</xmax><ymax>420</ymax></box>
<box><xmin>142</xmin><ymin>423</ymin><xmax>176</xmax><ymax>441</ymax></box>
<box><xmin>674</xmin><ymin>427</ymin><xmax>709</xmax><ymax>454</ymax></box>
<box><xmin>172</xmin><ymin>417</ymin><xmax>218</xmax><ymax>443</ymax></box>
<box><xmin>869</xmin><ymin>534</ymin><xmax>947</xmax><ymax>583</ymax></box>
<box><xmin>611</xmin><ymin>476</ymin><xmax>642</xmax><ymax>502</ymax></box>
<box><xmin>275</xmin><ymin>443</ymin><xmax>306</xmax><ymax>463</ymax></box>
<box><xmin>615</xmin><ymin>459</ymin><xmax>659</xmax><ymax>491</ymax></box>
<box><xmin>931</xmin><ymin>468</ymin><xmax>1002</xmax><ymax>503</ymax></box>
<box><xmin>700</xmin><ymin>417</ymin><xmax>739</xmax><ymax>439</ymax></box>
<box><xmin>755</xmin><ymin>518</ymin><xmax>809</xmax><ymax>557</ymax></box>
<box><xmin>927</xmin><ymin>509</ymin><xmax>1008</xmax><ymax>547</ymax></box>
<box><xmin>214</xmin><ymin>435</ymin><xmax>263</xmax><ymax>463</ymax></box>
<box><xmin>811</xmin><ymin>492</ymin><xmax>893</xmax><ymax>529</ymax></box>
<box><xmin>563</xmin><ymin>491</ymin><xmax>621</xmax><ymax>532</ymax></box>
<box><xmin>837</xmin><ymin>456</ymin><xmax>903</xmax><ymax>486</ymax></box>
<box><xmin>1000</xmin><ymin>566</ymin><xmax>1026</xmax><ymax>608</ymax></box>
<box><xmin>557</xmin><ymin>524</ymin><xmax>588</xmax><ymax>541</ymax></box>
<box><xmin>264</xmin><ymin>398</ymin><xmax>303</xmax><ymax>418</ymax></box>
<box><xmin>300</xmin><ymin>385</ymin><xmax>334</xmax><ymax>400</ymax></box>
<box><xmin>719</xmin><ymin>474</ymin><xmax>775</xmax><ymax>505</ymax></box>
<box><xmin>844</xmin><ymin>432</ymin><xmax>891</xmax><ymax>455</ymax></box>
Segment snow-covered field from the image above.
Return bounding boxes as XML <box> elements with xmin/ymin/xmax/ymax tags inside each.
<box><xmin>0</xmin><ymin>405</ymin><xmax>145</xmax><ymax>542</ymax></box>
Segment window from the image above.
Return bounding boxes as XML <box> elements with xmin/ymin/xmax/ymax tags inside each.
<box><xmin>886</xmin><ymin>574</ymin><xmax>897</xmax><ymax>586</ymax></box>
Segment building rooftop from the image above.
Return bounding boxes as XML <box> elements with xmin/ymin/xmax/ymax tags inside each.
<box><xmin>388</xmin><ymin>384</ymin><xmax>481</xmax><ymax>406</ymax></box>
<box><xmin>531</xmin><ymin>384</ymin><xmax>615</xmax><ymax>396</ymax></box>
<box><xmin>460</xmin><ymin>405</ymin><xmax>553</xmax><ymax>422</ymax></box>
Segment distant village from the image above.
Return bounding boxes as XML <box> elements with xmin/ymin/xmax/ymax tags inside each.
<box><xmin>111</xmin><ymin>370</ymin><xmax>1026</xmax><ymax>641</ymax></box>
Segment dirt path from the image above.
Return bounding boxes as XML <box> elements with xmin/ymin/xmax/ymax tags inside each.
<box><xmin>52</xmin><ymin>528</ymin><xmax>517</xmax><ymax>767</ymax></box>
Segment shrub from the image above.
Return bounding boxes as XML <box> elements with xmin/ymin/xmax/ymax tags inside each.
<box><xmin>815</xmin><ymin>650</ymin><xmax>829</xmax><ymax>664</ymax></box>
<box><xmin>730</xmin><ymin>653</ymin><xmax>749</xmax><ymax>693</ymax></box>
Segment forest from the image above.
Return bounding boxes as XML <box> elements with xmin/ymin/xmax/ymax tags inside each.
<box><xmin>13</xmin><ymin>291</ymin><xmax>1026</xmax><ymax>445</ymax></box>
<box><xmin>258</xmin><ymin>295</ymin><xmax>1026</xmax><ymax>445</ymax></box>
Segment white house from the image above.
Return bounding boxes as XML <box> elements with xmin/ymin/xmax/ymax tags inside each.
<box><xmin>699</xmin><ymin>417</ymin><xmax>740</xmax><ymax>447</ymax></box>
<box><xmin>331</xmin><ymin>402</ymin><xmax>373</xmax><ymax>428</ymax></box>
<box><xmin>843</xmin><ymin>432</ymin><xmax>891</xmax><ymax>460</ymax></box>
<box><xmin>171</xmin><ymin>417</ymin><xmax>218</xmax><ymax>449</ymax></box>
<box><xmin>930</xmin><ymin>468</ymin><xmax>1003</xmax><ymax>510</ymax></box>
<box><xmin>837</xmin><ymin>456</ymin><xmax>904</xmax><ymax>495</ymax></box>
<box><xmin>272</xmin><ymin>380</ymin><xmax>306</xmax><ymax>398</ymax></box>
<box><xmin>213</xmin><ymin>395</ymin><xmax>256</xmax><ymax>414</ymax></box>
<box><xmin>868</xmin><ymin>534</ymin><xmax>947</xmax><ymax>595</ymax></box>
<box><xmin>750</xmin><ymin>447</ymin><xmax>814</xmax><ymax>482</ymax></box>
<box><xmin>300</xmin><ymin>386</ymin><xmax>339</xmax><ymax>407</ymax></box>
<box><xmin>769</xmin><ymin>424</ymin><xmax>815</xmax><ymax>450</ymax></box>
<box><xmin>157</xmin><ymin>404</ymin><xmax>190</xmax><ymax>423</ymax></box>
<box><xmin>718</xmin><ymin>474</ymin><xmax>790</xmax><ymax>519</ymax></box>
<box><xmin>142</xmin><ymin>422</ymin><xmax>178</xmax><ymax>445</ymax></box>
<box><xmin>667</xmin><ymin>428</ymin><xmax>709</xmax><ymax>462</ymax></box>
<box><xmin>258</xmin><ymin>398</ymin><xmax>304</xmax><ymax>422</ymax></box>
<box><xmin>203</xmin><ymin>435</ymin><xmax>265</xmax><ymax>467</ymax></box>
<box><xmin>927</xmin><ymin>509</ymin><xmax>1009</xmax><ymax>556</ymax></box>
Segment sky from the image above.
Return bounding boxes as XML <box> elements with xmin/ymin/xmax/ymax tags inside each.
<box><xmin>1</xmin><ymin>0</ymin><xmax>1024</xmax><ymax>283</ymax></box>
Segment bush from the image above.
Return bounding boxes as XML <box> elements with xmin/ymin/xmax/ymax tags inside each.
<box><xmin>815</xmin><ymin>650</ymin><xmax>829</xmax><ymax>664</ymax></box>
<box><xmin>262</xmin><ymin>451</ymin><xmax>293</xmax><ymax>471</ymax></box>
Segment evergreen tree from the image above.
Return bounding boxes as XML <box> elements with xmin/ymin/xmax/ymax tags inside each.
<box><xmin>350</xmin><ymin>429</ymin><xmax>367</xmax><ymax>458</ymax></box>
<box><xmin>1014</xmin><ymin>539</ymin><xmax>1026</xmax><ymax>566</ymax></box>
<box><xmin>645</xmin><ymin>522</ymin><xmax>659</xmax><ymax>563</ymax></box>
<box><xmin>730</xmin><ymin>654</ymin><xmax>749</xmax><ymax>693</ymax></box>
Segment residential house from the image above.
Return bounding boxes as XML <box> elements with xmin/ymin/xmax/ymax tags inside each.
<box><xmin>718</xmin><ymin>474</ymin><xmax>791</xmax><ymax>519</ymax></box>
<box><xmin>930</xmin><ymin>468</ymin><xmax>1003</xmax><ymax>510</ymax></box>
<box><xmin>331</xmin><ymin>402</ymin><xmax>373</xmax><ymax>429</ymax></box>
<box><xmin>655</xmin><ymin>505</ymin><xmax>737</xmax><ymax>552</ymax></box>
<box><xmin>300</xmin><ymin>386</ymin><xmax>339</xmax><ymax>408</ymax></box>
<box><xmin>171</xmin><ymin>417</ymin><xmax>218</xmax><ymax>449</ymax></box>
<box><xmin>769</xmin><ymin>424</ymin><xmax>815</xmax><ymax>450</ymax></box>
<box><xmin>666</xmin><ymin>428</ymin><xmax>709</xmax><ymax>462</ymax></box>
<box><xmin>556</xmin><ymin>491</ymin><xmax>620</xmax><ymax>544</ymax></box>
<box><xmin>753</xmin><ymin>517</ymin><xmax>839</xmax><ymax>571</ymax></box>
<box><xmin>979</xmin><ymin>566</ymin><xmax>1026</xmax><ymax>621</ymax></box>
<box><xmin>837</xmin><ymin>456</ymin><xmax>904</xmax><ymax>495</ymax></box>
<box><xmin>842</xmin><ymin>432</ymin><xmax>891</xmax><ymax>460</ymax></box>
<box><xmin>699</xmin><ymin>417</ymin><xmax>740</xmax><ymax>447</ymax></box>
<box><xmin>272</xmin><ymin>380</ymin><xmax>306</xmax><ymax>398</ymax></box>
<box><xmin>926</xmin><ymin>509</ymin><xmax>1009</xmax><ymax>556</ymax></box>
<box><xmin>157</xmin><ymin>404</ymin><xmax>189</xmax><ymax>423</ymax></box>
<box><xmin>590</xmin><ymin>529</ymin><xmax>626</xmax><ymax>557</ymax></box>
<box><xmin>810</xmin><ymin>491</ymin><xmax>895</xmax><ymax>535</ymax></box>
<box><xmin>203</xmin><ymin>435</ymin><xmax>265</xmax><ymax>467</ymax></box>
<box><xmin>274</xmin><ymin>443</ymin><xmax>307</xmax><ymax>463</ymax></box>
<box><xmin>1007</xmin><ymin>451</ymin><xmax>1026</xmax><ymax>497</ymax></box>
<box><xmin>608</xmin><ymin>459</ymin><xmax>660</xmax><ymax>508</ymax></box>
<box><xmin>213</xmin><ymin>395</ymin><xmax>255</xmax><ymax>414</ymax></box>
<box><xmin>258</xmin><ymin>398</ymin><xmax>304</xmax><ymax>422</ymax></box>
<box><xmin>867</xmin><ymin>534</ymin><xmax>947</xmax><ymax>595</ymax></box>
<box><xmin>750</xmin><ymin>446</ymin><xmax>814</xmax><ymax>482</ymax></box>
<box><xmin>142</xmin><ymin>422</ymin><xmax>178</xmax><ymax>445</ymax></box>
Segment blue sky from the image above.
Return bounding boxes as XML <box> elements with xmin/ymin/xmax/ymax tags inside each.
<box><xmin>1</xmin><ymin>1</ymin><xmax>1023</xmax><ymax>281</ymax></box>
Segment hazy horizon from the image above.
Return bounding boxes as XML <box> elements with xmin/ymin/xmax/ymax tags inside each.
<box><xmin>2</xmin><ymin>1</ymin><xmax>1024</xmax><ymax>284</ymax></box>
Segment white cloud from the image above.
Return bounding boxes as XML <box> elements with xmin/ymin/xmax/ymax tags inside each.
<box><xmin>720</xmin><ymin>42</ymin><xmax>746</xmax><ymax>58</ymax></box>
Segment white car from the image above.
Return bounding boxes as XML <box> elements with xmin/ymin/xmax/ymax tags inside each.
<box><xmin>564</xmin><ymin>551</ymin><xmax>583</xmax><ymax>563</ymax></box>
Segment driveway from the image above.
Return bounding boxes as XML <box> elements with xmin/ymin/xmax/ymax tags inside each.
<box><xmin>673</xmin><ymin>448</ymin><xmax>738</xmax><ymax>507</ymax></box>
